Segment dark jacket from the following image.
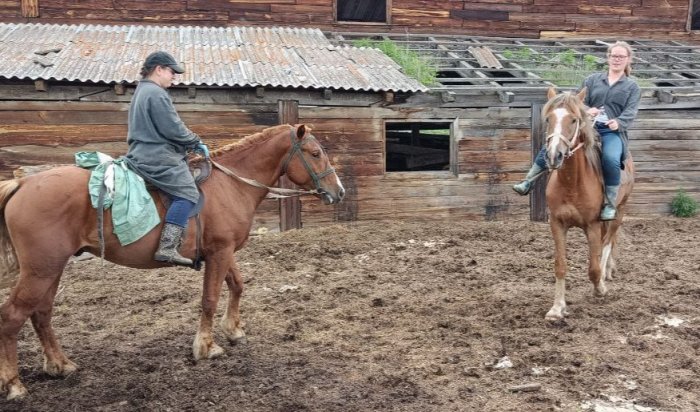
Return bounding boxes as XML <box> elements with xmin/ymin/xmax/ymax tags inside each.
<box><xmin>581</xmin><ymin>72</ymin><xmax>641</xmax><ymax>145</ymax></box>
<box><xmin>125</xmin><ymin>80</ymin><xmax>201</xmax><ymax>203</ymax></box>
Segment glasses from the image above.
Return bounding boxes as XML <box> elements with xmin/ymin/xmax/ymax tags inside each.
<box><xmin>609</xmin><ymin>55</ymin><xmax>629</xmax><ymax>60</ymax></box>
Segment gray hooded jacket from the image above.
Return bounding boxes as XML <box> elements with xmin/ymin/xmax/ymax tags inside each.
<box><xmin>125</xmin><ymin>80</ymin><xmax>201</xmax><ymax>203</ymax></box>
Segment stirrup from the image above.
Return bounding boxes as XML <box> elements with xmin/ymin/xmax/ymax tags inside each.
<box><xmin>512</xmin><ymin>180</ymin><xmax>532</xmax><ymax>196</ymax></box>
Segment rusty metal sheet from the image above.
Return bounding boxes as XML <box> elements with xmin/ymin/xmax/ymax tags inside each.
<box><xmin>0</xmin><ymin>22</ymin><xmax>428</xmax><ymax>93</ymax></box>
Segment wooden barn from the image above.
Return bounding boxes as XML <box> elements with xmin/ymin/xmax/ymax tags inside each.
<box><xmin>2</xmin><ymin>0</ymin><xmax>699</xmax><ymax>40</ymax></box>
<box><xmin>0</xmin><ymin>2</ymin><xmax>698</xmax><ymax>230</ymax></box>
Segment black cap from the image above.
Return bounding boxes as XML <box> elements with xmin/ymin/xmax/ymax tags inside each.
<box><xmin>143</xmin><ymin>51</ymin><xmax>185</xmax><ymax>74</ymax></box>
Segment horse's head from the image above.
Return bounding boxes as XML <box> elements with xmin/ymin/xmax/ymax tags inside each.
<box><xmin>542</xmin><ymin>87</ymin><xmax>593</xmax><ymax>170</ymax></box>
<box><xmin>282</xmin><ymin>124</ymin><xmax>345</xmax><ymax>205</ymax></box>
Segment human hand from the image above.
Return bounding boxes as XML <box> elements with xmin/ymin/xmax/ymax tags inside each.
<box><xmin>605</xmin><ymin>119</ymin><xmax>619</xmax><ymax>131</ymax></box>
<box><xmin>196</xmin><ymin>142</ymin><xmax>210</xmax><ymax>158</ymax></box>
<box><xmin>586</xmin><ymin>107</ymin><xmax>600</xmax><ymax>117</ymax></box>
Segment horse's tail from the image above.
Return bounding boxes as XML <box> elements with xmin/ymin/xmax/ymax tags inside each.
<box><xmin>0</xmin><ymin>179</ymin><xmax>20</xmax><ymax>287</ymax></box>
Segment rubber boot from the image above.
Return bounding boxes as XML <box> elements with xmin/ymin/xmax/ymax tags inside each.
<box><xmin>512</xmin><ymin>163</ymin><xmax>545</xmax><ymax>195</ymax></box>
<box><xmin>154</xmin><ymin>223</ymin><xmax>193</xmax><ymax>267</ymax></box>
<box><xmin>600</xmin><ymin>185</ymin><xmax>620</xmax><ymax>221</ymax></box>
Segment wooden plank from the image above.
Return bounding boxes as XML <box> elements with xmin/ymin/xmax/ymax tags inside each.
<box><xmin>113</xmin><ymin>0</ymin><xmax>187</xmax><ymax>11</ymax></box>
<box><xmin>278</xmin><ymin>100</ymin><xmax>301</xmax><ymax>232</ymax></box>
<box><xmin>21</xmin><ymin>0</ymin><xmax>38</xmax><ymax>17</ymax></box>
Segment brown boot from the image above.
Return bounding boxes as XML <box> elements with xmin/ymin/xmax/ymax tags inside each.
<box><xmin>154</xmin><ymin>223</ymin><xmax>193</xmax><ymax>267</ymax></box>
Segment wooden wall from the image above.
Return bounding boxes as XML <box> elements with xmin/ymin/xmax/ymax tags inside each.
<box><xmin>0</xmin><ymin>82</ymin><xmax>698</xmax><ymax>229</ymax></box>
<box><xmin>0</xmin><ymin>84</ymin><xmax>285</xmax><ymax>232</ymax></box>
<box><xmin>1</xmin><ymin>0</ymin><xmax>697</xmax><ymax>40</ymax></box>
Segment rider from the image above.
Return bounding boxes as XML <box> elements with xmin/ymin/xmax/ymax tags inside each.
<box><xmin>125</xmin><ymin>51</ymin><xmax>210</xmax><ymax>267</ymax></box>
<box><xmin>513</xmin><ymin>41</ymin><xmax>641</xmax><ymax>221</ymax></box>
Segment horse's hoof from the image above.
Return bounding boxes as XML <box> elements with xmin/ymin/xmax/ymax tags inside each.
<box><xmin>193</xmin><ymin>340</ymin><xmax>225</xmax><ymax>361</ymax></box>
<box><xmin>44</xmin><ymin>358</ymin><xmax>78</xmax><ymax>377</ymax></box>
<box><xmin>545</xmin><ymin>311</ymin><xmax>563</xmax><ymax>322</ymax></box>
<box><xmin>207</xmin><ymin>343</ymin><xmax>225</xmax><ymax>359</ymax></box>
<box><xmin>594</xmin><ymin>285</ymin><xmax>608</xmax><ymax>297</ymax></box>
<box><xmin>6</xmin><ymin>381</ymin><xmax>27</xmax><ymax>400</ymax></box>
<box><xmin>223</xmin><ymin>328</ymin><xmax>246</xmax><ymax>344</ymax></box>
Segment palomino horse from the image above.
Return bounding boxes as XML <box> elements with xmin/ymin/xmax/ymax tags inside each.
<box><xmin>542</xmin><ymin>87</ymin><xmax>634</xmax><ymax>321</ymax></box>
<box><xmin>0</xmin><ymin>124</ymin><xmax>345</xmax><ymax>399</ymax></box>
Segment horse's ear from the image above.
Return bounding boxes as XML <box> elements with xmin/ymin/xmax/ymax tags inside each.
<box><xmin>547</xmin><ymin>87</ymin><xmax>557</xmax><ymax>100</ymax></box>
<box><xmin>576</xmin><ymin>87</ymin><xmax>587</xmax><ymax>102</ymax></box>
<box><xmin>295</xmin><ymin>124</ymin><xmax>306</xmax><ymax>140</ymax></box>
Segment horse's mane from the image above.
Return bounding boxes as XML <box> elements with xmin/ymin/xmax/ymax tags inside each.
<box><xmin>542</xmin><ymin>91</ymin><xmax>601</xmax><ymax>174</ymax></box>
<box><xmin>210</xmin><ymin>124</ymin><xmax>292</xmax><ymax>158</ymax></box>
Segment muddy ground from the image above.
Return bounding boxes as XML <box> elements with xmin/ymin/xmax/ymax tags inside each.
<box><xmin>1</xmin><ymin>217</ymin><xmax>699</xmax><ymax>412</ymax></box>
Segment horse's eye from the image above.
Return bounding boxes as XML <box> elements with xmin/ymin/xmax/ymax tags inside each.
<box><xmin>312</xmin><ymin>150</ymin><xmax>321</xmax><ymax>158</ymax></box>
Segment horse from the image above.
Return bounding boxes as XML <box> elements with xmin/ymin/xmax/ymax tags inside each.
<box><xmin>0</xmin><ymin>124</ymin><xmax>345</xmax><ymax>399</ymax></box>
<box><xmin>541</xmin><ymin>87</ymin><xmax>634</xmax><ymax>321</ymax></box>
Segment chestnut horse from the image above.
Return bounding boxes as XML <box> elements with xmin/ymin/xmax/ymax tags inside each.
<box><xmin>542</xmin><ymin>87</ymin><xmax>634</xmax><ymax>321</ymax></box>
<box><xmin>0</xmin><ymin>124</ymin><xmax>345</xmax><ymax>399</ymax></box>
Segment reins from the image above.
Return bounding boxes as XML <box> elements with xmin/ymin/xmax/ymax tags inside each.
<box><xmin>210</xmin><ymin>160</ymin><xmax>319</xmax><ymax>199</ymax></box>
<box><xmin>210</xmin><ymin>127</ymin><xmax>335</xmax><ymax>199</ymax></box>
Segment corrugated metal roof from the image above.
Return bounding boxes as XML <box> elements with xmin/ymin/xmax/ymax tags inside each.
<box><xmin>467</xmin><ymin>46</ymin><xmax>503</xmax><ymax>69</ymax></box>
<box><xmin>0</xmin><ymin>23</ymin><xmax>428</xmax><ymax>93</ymax></box>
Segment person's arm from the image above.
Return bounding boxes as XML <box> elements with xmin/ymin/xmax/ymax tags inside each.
<box><xmin>613</xmin><ymin>83</ymin><xmax>641</xmax><ymax>132</ymax></box>
<box><xmin>149</xmin><ymin>93</ymin><xmax>200</xmax><ymax>148</ymax></box>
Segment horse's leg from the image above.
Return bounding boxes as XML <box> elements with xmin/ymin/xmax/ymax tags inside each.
<box><xmin>0</xmin><ymin>272</ymin><xmax>61</xmax><ymax>400</ymax></box>
<box><xmin>30</xmin><ymin>276</ymin><xmax>77</xmax><ymax>377</ymax></box>
<box><xmin>220</xmin><ymin>258</ymin><xmax>246</xmax><ymax>344</ymax></box>
<box><xmin>192</xmin><ymin>249</ymin><xmax>233</xmax><ymax>361</ymax></box>
<box><xmin>586</xmin><ymin>223</ymin><xmax>606</xmax><ymax>296</ymax></box>
<box><xmin>546</xmin><ymin>221</ymin><xmax>569</xmax><ymax>321</ymax></box>
<box><xmin>601</xmin><ymin>220</ymin><xmax>621</xmax><ymax>281</ymax></box>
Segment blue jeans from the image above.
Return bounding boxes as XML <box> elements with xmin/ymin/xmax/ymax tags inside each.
<box><xmin>164</xmin><ymin>196</ymin><xmax>195</xmax><ymax>228</ymax></box>
<box><xmin>596</xmin><ymin>124</ymin><xmax>623</xmax><ymax>186</ymax></box>
<box><xmin>532</xmin><ymin>123</ymin><xmax>623</xmax><ymax>186</ymax></box>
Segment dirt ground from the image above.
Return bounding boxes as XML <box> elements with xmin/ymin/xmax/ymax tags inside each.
<box><xmin>1</xmin><ymin>217</ymin><xmax>699</xmax><ymax>412</ymax></box>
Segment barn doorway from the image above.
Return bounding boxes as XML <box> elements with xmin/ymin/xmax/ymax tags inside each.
<box><xmin>385</xmin><ymin>121</ymin><xmax>452</xmax><ymax>172</ymax></box>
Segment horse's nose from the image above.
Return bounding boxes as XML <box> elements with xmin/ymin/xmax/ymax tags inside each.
<box><xmin>556</xmin><ymin>151</ymin><xmax>564</xmax><ymax>164</ymax></box>
<box><xmin>338</xmin><ymin>187</ymin><xmax>345</xmax><ymax>200</ymax></box>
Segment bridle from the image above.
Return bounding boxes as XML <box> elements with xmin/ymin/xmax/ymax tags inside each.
<box><xmin>545</xmin><ymin>116</ymin><xmax>583</xmax><ymax>160</ymax></box>
<box><xmin>280</xmin><ymin>127</ymin><xmax>336</xmax><ymax>191</ymax></box>
<box><xmin>211</xmin><ymin>127</ymin><xmax>336</xmax><ymax>198</ymax></box>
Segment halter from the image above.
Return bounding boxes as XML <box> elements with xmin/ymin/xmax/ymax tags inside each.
<box><xmin>211</xmin><ymin>127</ymin><xmax>336</xmax><ymax>199</ymax></box>
<box><xmin>280</xmin><ymin>127</ymin><xmax>336</xmax><ymax>191</ymax></box>
<box><xmin>546</xmin><ymin>118</ymin><xmax>583</xmax><ymax>160</ymax></box>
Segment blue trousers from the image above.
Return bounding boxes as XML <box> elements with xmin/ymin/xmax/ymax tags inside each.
<box><xmin>533</xmin><ymin>123</ymin><xmax>623</xmax><ymax>186</ymax></box>
<box><xmin>165</xmin><ymin>196</ymin><xmax>195</xmax><ymax>228</ymax></box>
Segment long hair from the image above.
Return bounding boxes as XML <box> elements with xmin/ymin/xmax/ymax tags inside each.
<box><xmin>608</xmin><ymin>41</ymin><xmax>634</xmax><ymax>76</ymax></box>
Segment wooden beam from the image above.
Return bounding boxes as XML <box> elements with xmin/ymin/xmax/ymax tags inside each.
<box><xmin>530</xmin><ymin>103</ymin><xmax>547</xmax><ymax>222</ymax></box>
<box><xmin>278</xmin><ymin>100</ymin><xmax>301</xmax><ymax>232</ymax></box>
<box><xmin>188</xmin><ymin>87</ymin><xmax>196</xmax><ymax>99</ymax></box>
<box><xmin>382</xmin><ymin>91</ymin><xmax>394</xmax><ymax>103</ymax></box>
<box><xmin>21</xmin><ymin>0</ymin><xmax>39</xmax><ymax>18</ymax></box>
<box><xmin>114</xmin><ymin>84</ymin><xmax>126</xmax><ymax>95</ymax></box>
<box><xmin>34</xmin><ymin>79</ymin><xmax>47</xmax><ymax>92</ymax></box>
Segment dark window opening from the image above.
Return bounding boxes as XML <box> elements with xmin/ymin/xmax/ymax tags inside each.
<box><xmin>692</xmin><ymin>0</ymin><xmax>700</xmax><ymax>30</ymax></box>
<box><xmin>490</xmin><ymin>70</ymin><xmax>525</xmax><ymax>85</ymax></box>
<box><xmin>337</xmin><ymin>0</ymin><xmax>387</xmax><ymax>23</ymax></box>
<box><xmin>385</xmin><ymin>122</ymin><xmax>451</xmax><ymax>172</ymax></box>
<box><xmin>437</xmin><ymin>70</ymin><xmax>473</xmax><ymax>85</ymax></box>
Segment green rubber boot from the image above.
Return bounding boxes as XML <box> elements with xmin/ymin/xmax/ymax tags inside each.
<box><xmin>600</xmin><ymin>185</ymin><xmax>620</xmax><ymax>221</ymax></box>
<box><xmin>513</xmin><ymin>163</ymin><xmax>545</xmax><ymax>195</ymax></box>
